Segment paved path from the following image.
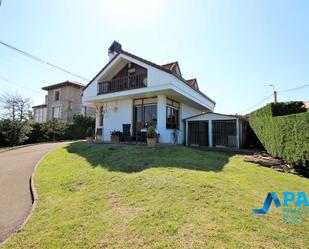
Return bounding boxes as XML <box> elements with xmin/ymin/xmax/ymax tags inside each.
<box><xmin>0</xmin><ymin>142</ymin><xmax>69</xmax><ymax>243</ymax></box>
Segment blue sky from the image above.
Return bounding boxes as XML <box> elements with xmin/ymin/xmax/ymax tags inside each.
<box><xmin>0</xmin><ymin>0</ymin><xmax>308</xmax><ymax>114</ymax></box>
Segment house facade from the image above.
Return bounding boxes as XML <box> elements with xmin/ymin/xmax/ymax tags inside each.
<box><xmin>32</xmin><ymin>81</ymin><xmax>95</xmax><ymax>123</ymax></box>
<box><xmin>82</xmin><ymin>41</ymin><xmax>216</xmax><ymax>144</ymax></box>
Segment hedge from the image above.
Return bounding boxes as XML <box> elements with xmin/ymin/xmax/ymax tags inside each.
<box><xmin>249</xmin><ymin>102</ymin><xmax>309</xmax><ymax>167</ymax></box>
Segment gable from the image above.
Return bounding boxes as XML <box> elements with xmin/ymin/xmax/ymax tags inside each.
<box><xmin>111</xmin><ymin>62</ymin><xmax>147</xmax><ymax>80</ymax></box>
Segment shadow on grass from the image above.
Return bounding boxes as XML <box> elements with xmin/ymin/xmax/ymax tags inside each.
<box><xmin>65</xmin><ymin>142</ymin><xmax>231</xmax><ymax>173</ymax></box>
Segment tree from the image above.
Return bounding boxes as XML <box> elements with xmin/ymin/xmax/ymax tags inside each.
<box><xmin>0</xmin><ymin>93</ymin><xmax>32</xmax><ymax>146</ymax></box>
<box><xmin>42</xmin><ymin>120</ymin><xmax>66</xmax><ymax>141</ymax></box>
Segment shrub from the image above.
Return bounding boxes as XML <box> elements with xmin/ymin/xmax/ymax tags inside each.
<box><xmin>85</xmin><ymin>127</ymin><xmax>94</xmax><ymax>137</ymax></box>
<box><xmin>271</xmin><ymin>101</ymin><xmax>306</xmax><ymax>116</ymax></box>
<box><xmin>42</xmin><ymin>120</ymin><xmax>67</xmax><ymax>141</ymax></box>
<box><xmin>249</xmin><ymin>102</ymin><xmax>309</xmax><ymax>167</ymax></box>
<box><xmin>27</xmin><ymin>122</ymin><xmax>48</xmax><ymax>143</ymax></box>
<box><xmin>146</xmin><ymin>126</ymin><xmax>157</xmax><ymax>138</ymax></box>
<box><xmin>0</xmin><ymin>118</ymin><xmax>32</xmax><ymax>146</ymax></box>
<box><xmin>65</xmin><ymin>115</ymin><xmax>95</xmax><ymax>139</ymax></box>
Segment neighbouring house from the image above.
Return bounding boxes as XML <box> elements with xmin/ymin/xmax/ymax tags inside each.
<box><xmin>32</xmin><ymin>103</ymin><xmax>47</xmax><ymax>123</ymax></box>
<box><xmin>32</xmin><ymin>80</ymin><xmax>95</xmax><ymax>123</ymax></box>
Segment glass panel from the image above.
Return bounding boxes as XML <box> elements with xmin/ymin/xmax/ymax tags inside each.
<box><xmin>151</xmin><ymin>105</ymin><xmax>157</xmax><ymax>128</ymax></box>
<box><xmin>166</xmin><ymin>106</ymin><xmax>179</xmax><ymax>129</ymax></box>
<box><xmin>134</xmin><ymin>106</ymin><xmax>142</xmax><ymax>134</ymax></box>
<box><xmin>135</xmin><ymin>106</ymin><xmax>141</xmax><ymax>122</ymax></box>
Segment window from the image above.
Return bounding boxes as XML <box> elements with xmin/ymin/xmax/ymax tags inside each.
<box><xmin>133</xmin><ymin>97</ymin><xmax>157</xmax><ymax>135</ymax></box>
<box><xmin>55</xmin><ymin>91</ymin><xmax>60</xmax><ymax>101</ymax></box>
<box><xmin>166</xmin><ymin>98</ymin><xmax>179</xmax><ymax>129</ymax></box>
<box><xmin>52</xmin><ymin>106</ymin><xmax>61</xmax><ymax>120</ymax></box>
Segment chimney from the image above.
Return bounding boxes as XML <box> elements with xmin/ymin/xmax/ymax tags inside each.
<box><xmin>108</xmin><ymin>41</ymin><xmax>122</xmax><ymax>61</ymax></box>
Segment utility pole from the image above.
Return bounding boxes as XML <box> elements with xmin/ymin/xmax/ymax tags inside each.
<box><xmin>269</xmin><ymin>84</ymin><xmax>277</xmax><ymax>103</ymax></box>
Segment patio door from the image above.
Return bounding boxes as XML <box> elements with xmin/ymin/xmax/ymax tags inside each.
<box><xmin>133</xmin><ymin>97</ymin><xmax>157</xmax><ymax>136</ymax></box>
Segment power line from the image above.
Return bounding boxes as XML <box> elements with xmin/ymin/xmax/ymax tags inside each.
<box><xmin>0</xmin><ymin>75</ymin><xmax>42</xmax><ymax>94</ymax></box>
<box><xmin>238</xmin><ymin>83</ymin><xmax>309</xmax><ymax>114</ymax></box>
<box><xmin>0</xmin><ymin>40</ymin><xmax>89</xmax><ymax>81</ymax></box>
<box><xmin>237</xmin><ymin>94</ymin><xmax>273</xmax><ymax>115</ymax></box>
<box><xmin>277</xmin><ymin>84</ymin><xmax>309</xmax><ymax>93</ymax></box>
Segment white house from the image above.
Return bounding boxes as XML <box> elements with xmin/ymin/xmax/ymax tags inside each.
<box><xmin>82</xmin><ymin>41</ymin><xmax>216</xmax><ymax>144</ymax></box>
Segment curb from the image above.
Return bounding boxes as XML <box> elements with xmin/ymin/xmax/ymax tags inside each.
<box><xmin>0</xmin><ymin>143</ymin><xmax>40</xmax><ymax>154</ymax></box>
<box><xmin>0</xmin><ymin>147</ymin><xmax>59</xmax><ymax>247</ymax></box>
<box><xmin>0</xmin><ymin>140</ymin><xmax>81</xmax><ymax>154</ymax></box>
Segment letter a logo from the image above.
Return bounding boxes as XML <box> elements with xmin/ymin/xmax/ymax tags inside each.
<box><xmin>253</xmin><ymin>192</ymin><xmax>281</xmax><ymax>214</ymax></box>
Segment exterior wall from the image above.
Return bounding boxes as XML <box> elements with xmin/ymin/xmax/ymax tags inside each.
<box><xmin>96</xmin><ymin>99</ymin><xmax>133</xmax><ymax>141</ymax></box>
<box><xmin>96</xmin><ymin>94</ymin><xmax>203</xmax><ymax>144</ymax></box>
<box><xmin>33</xmin><ymin>107</ymin><xmax>47</xmax><ymax>122</ymax></box>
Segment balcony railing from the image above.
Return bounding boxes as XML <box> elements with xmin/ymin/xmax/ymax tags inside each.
<box><xmin>98</xmin><ymin>73</ymin><xmax>147</xmax><ymax>95</ymax></box>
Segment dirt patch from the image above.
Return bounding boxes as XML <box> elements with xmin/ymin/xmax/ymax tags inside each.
<box><xmin>243</xmin><ymin>152</ymin><xmax>308</xmax><ymax>177</ymax></box>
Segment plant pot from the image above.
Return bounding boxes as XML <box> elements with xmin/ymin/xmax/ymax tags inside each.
<box><xmin>95</xmin><ymin>134</ymin><xmax>102</xmax><ymax>142</ymax></box>
<box><xmin>147</xmin><ymin>137</ymin><xmax>156</xmax><ymax>147</ymax></box>
<box><xmin>111</xmin><ymin>135</ymin><xmax>120</xmax><ymax>143</ymax></box>
<box><xmin>86</xmin><ymin>137</ymin><xmax>94</xmax><ymax>143</ymax></box>
<box><xmin>156</xmin><ymin>134</ymin><xmax>160</xmax><ymax>143</ymax></box>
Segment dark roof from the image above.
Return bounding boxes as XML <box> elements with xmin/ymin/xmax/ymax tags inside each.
<box><xmin>42</xmin><ymin>80</ymin><xmax>84</xmax><ymax>91</ymax></box>
<box><xmin>83</xmin><ymin>50</ymin><xmax>215</xmax><ymax>105</ymax></box>
<box><xmin>161</xmin><ymin>61</ymin><xmax>182</xmax><ymax>76</ymax></box>
<box><xmin>32</xmin><ymin>103</ymin><xmax>47</xmax><ymax>109</ymax></box>
<box><xmin>186</xmin><ymin>78</ymin><xmax>199</xmax><ymax>90</ymax></box>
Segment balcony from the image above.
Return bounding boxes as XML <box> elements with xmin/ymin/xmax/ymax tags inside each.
<box><xmin>98</xmin><ymin>73</ymin><xmax>147</xmax><ymax>95</ymax></box>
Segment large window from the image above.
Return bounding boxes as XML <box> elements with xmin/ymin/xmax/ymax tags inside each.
<box><xmin>52</xmin><ymin>106</ymin><xmax>61</xmax><ymax>120</ymax></box>
<box><xmin>166</xmin><ymin>98</ymin><xmax>180</xmax><ymax>129</ymax></box>
<box><xmin>133</xmin><ymin>97</ymin><xmax>157</xmax><ymax>134</ymax></box>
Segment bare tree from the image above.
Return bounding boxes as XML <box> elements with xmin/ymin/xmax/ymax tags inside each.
<box><xmin>0</xmin><ymin>92</ymin><xmax>32</xmax><ymax>146</ymax></box>
<box><xmin>0</xmin><ymin>92</ymin><xmax>31</xmax><ymax>121</ymax></box>
<box><xmin>94</xmin><ymin>103</ymin><xmax>110</xmax><ymax>140</ymax></box>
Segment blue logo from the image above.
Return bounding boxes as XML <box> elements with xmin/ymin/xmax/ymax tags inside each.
<box><xmin>253</xmin><ymin>192</ymin><xmax>309</xmax><ymax>223</ymax></box>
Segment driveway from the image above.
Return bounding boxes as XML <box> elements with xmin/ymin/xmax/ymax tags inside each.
<box><xmin>0</xmin><ymin>142</ymin><xmax>69</xmax><ymax>243</ymax></box>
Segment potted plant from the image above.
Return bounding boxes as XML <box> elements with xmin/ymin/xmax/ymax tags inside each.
<box><xmin>85</xmin><ymin>127</ymin><xmax>94</xmax><ymax>143</ymax></box>
<box><xmin>110</xmin><ymin>130</ymin><xmax>122</xmax><ymax>143</ymax></box>
<box><xmin>146</xmin><ymin>126</ymin><xmax>157</xmax><ymax>147</ymax></box>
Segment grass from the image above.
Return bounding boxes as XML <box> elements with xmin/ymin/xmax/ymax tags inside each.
<box><xmin>3</xmin><ymin>142</ymin><xmax>309</xmax><ymax>249</ymax></box>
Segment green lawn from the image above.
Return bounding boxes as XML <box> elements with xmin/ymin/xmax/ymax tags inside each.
<box><xmin>3</xmin><ymin>142</ymin><xmax>309</xmax><ymax>249</ymax></box>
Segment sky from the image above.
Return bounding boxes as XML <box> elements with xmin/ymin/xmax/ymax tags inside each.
<box><xmin>0</xmin><ymin>0</ymin><xmax>308</xmax><ymax>114</ymax></box>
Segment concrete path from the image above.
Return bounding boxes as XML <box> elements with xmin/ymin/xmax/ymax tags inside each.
<box><xmin>0</xmin><ymin>142</ymin><xmax>69</xmax><ymax>243</ymax></box>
